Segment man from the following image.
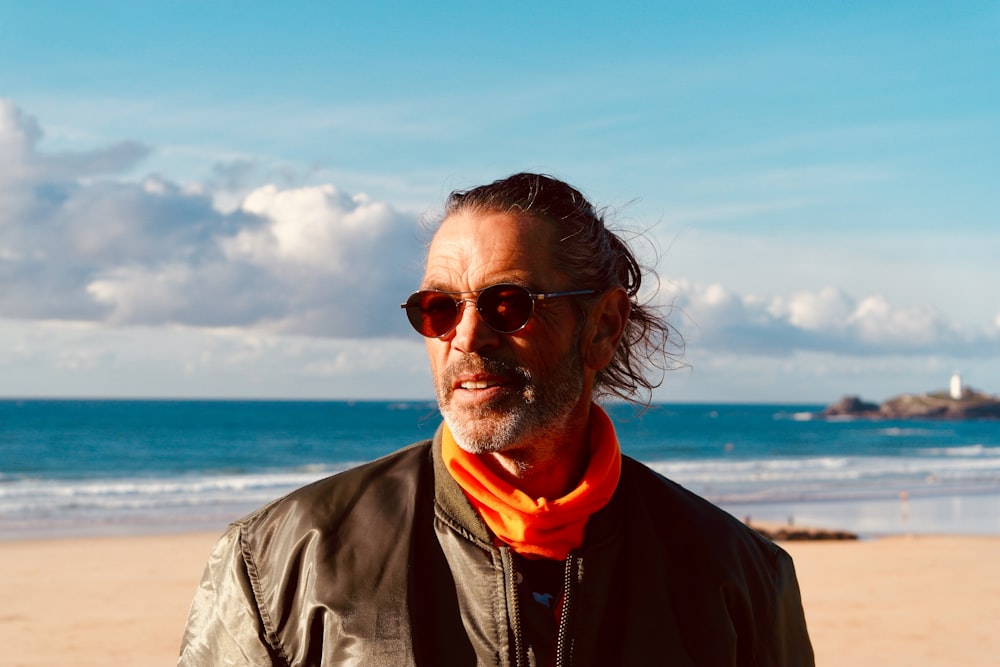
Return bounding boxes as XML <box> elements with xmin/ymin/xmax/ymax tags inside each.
<box><xmin>179</xmin><ymin>173</ymin><xmax>814</xmax><ymax>666</ymax></box>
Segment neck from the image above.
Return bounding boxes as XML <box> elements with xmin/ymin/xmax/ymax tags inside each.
<box><xmin>481</xmin><ymin>404</ymin><xmax>592</xmax><ymax>499</ymax></box>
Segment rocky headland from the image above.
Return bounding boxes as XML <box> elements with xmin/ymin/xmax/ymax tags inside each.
<box><xmin>747</xmin><ymin>520</ymin><xmax>858</xmax><ymax>541</ymax></box>
<box><xmin>822</xmin><ymin>387</ymin><xmax>1000</xmax><ymax>420</ymax></box>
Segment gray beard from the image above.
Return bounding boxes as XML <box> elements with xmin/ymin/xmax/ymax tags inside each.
<box><xmin>437</xmin><ymin>346</ymin><xmax>585</xmax><ymax>455</ymax></box>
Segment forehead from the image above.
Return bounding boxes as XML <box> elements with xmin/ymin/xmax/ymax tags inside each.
<box><xmin>423</xmin><ymin>210</ymin><xmax>561</xmax><ymax>289</ymax></box>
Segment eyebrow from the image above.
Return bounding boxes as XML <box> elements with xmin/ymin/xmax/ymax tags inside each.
<box><xmin>420</xmin><ymin>275</ymin><xmax>535</xmax><ymax>293</ymax></box>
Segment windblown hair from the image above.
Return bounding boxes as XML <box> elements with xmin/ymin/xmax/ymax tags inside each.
<box><xmin>443</xmin><ymin>172</ymin><xmax>681</xmax><ymax>406</ymax></box>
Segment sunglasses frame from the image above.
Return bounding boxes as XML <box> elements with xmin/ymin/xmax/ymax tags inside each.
<box><xmin>401</xmin><ymin>283</ymin><xmax>598</xmax><ymax>338</ymax></box>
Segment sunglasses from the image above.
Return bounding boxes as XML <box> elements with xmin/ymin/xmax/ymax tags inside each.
<box><xmin>401</xmin><ymin>283</ymin><xmax>598</xmax><ymax>338</ymax></box>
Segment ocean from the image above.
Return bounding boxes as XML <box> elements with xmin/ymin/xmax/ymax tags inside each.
<box><xmin>2</xmin><ymin>399</ymin><xmax>999</xmax><ymax>539</ymax></box>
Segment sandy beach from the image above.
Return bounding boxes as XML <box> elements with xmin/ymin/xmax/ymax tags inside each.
<box><xmin>2</xmin><ymin>531</ymin><xmax>998</xmax><ymax>666</ymax></box>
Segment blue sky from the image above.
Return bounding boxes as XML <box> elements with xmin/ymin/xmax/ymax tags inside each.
<box><xmin>1</xmin><ymin>1</ymin><xmax>997</xmax><ymax>403</ymax></box>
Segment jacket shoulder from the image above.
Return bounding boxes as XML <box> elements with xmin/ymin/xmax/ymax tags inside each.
<box><xmin>619</xmin><ymin>454</ymin><xmax>777</xmax><ymax>553</ymax></box>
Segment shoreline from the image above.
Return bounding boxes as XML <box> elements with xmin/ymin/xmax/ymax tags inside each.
<box><xmin>718</xmin><ymin>488</ymin><xmax>1000</xmax><ymax>538</ymax></box>
<box><xmin>2</xmin><ymin>530</ymin><xmax>998</xmax><ymax>666</ymax></box>
<box><xmin>4</xmin><ymin>486</ymin><xmax>999</xmax><ymax>542</ymax></box>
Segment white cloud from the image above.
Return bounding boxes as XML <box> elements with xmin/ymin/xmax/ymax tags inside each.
<box><xmin>0</xmin><ymin>99</ymin><xmax>428</xmax><ymax>337</ymax></box>
<box><xmin>236</xmin><ymin>185</ymin><xmax>397</xmax><ymax>268</ymax></box>
<box><xmin>667</xmin><ymin>279</ymin><xmax>1000</xmax><ymax>357</ymax></box>
<box><xmin>848</xmin><ymin>295</ymin><xmax>947</xmax><ymax>346</ymax></box>
<box><xmin>768</xmin><ymin>288</ymin><xmax>853</xmax><ymax>331</ymax></box>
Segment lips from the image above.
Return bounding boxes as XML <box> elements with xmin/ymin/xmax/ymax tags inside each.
<box><xmin>442</xmin><ymin>356</ymin><xmax>523</xmax><ymax>401</ymax></box>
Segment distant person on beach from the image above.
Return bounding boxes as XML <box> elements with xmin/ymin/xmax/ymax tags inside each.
<box><xmin>179</xmin><ymin>173</ymin><xmax>814</xmax><ymax>665</ymax></box>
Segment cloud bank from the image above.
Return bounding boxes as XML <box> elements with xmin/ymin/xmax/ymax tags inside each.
<box><xmin>2</xmin><ymin>99</ymin><xmax>997</xmax><ymax>360</ymax></box>
<box><xmin>0</xmin><ymin>100</ymin><xmax>425</xmax><ymax>338</ymax></box>
<box><xmin>667</xmin><ymin>281</ymin><xmax>1000</xmax><ymax>358</ymax></box>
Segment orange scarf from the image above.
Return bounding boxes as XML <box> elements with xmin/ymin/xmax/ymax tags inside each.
<box><xmin>441</xmin><ymin>404</ymin><xmax>622</xmax><ymax>560</ymax></box>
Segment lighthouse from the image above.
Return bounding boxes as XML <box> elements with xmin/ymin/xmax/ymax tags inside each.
<box><xmin>950</xmin><ymin>372</ymin><xmax>964</xmax><ymax>400</ymax></box>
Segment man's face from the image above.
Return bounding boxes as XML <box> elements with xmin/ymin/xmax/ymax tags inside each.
<box><xmin>422</xmin><ymin>210</ymin><xmax>592</xmax><ymax>454</ymax></box>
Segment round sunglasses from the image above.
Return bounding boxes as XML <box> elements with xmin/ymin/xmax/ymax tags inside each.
<box><xmin>401</xmin><ymin>283</ymin><xmax>598</xmax><ymax>338</ymax></box>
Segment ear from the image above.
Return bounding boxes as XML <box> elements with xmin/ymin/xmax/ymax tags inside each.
<box><xmin>582</xmin><ymin>287</ymin><xmax>630</xmax><ymax>371</ymax></box>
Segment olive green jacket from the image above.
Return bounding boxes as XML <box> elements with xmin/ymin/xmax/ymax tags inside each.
<box><xmin>179</xmin><ymin>430</ymin><xmax>813</xmax><ymax>666</ymax></box>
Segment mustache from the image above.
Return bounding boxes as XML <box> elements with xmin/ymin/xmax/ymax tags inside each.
<box><xmin>441</xmin><ymin>354</ymin><xmax>529</xmax><ymax>386</ymax></box>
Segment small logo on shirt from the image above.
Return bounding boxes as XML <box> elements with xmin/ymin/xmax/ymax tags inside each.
<box><xmin>532</xmin><ymin>592</ymin><xmax>555</xmax><ymax>608</ymax></box>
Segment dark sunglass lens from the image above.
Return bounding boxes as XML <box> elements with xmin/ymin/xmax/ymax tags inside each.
<box><xmin>478</xmin><ymin>285</ymin><xmax>533</xmax><ymax>332</ymax></box>
<box><xmin>407</xmin><ymin>292</ymin><xmax>458</xmax><ymax>337</ymax></box>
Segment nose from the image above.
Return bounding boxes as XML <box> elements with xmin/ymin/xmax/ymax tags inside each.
<box><xmin>448</xmin><ymin>299</ymin><xmax>501</xmax><ymax>353</ymax></box>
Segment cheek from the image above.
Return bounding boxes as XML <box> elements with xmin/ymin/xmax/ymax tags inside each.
<box><xmin>510</xmin><ymin>330</ymin><xmax>575</xmax><ymax>374</ymax></box>
<box><xmin>424</xmin><ymin>339</ymin><xmax>448</xmax><ymax>374</ymax></box>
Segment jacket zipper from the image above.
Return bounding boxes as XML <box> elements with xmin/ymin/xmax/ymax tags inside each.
<box><xmin>501</xmin><ymin>546</ymin><xmax>528</xmax><ymax>667</ymax></box>
<box><xmin>554</xmin><ymin>552</ymin><xmax>578</xmax><ymax>667</ymax></box>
